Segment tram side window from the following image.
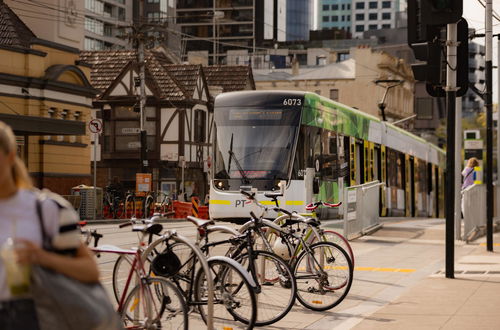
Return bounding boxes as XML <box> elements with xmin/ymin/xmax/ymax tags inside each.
<box><xmin>341</xmin><ymin>135</ymin><xmax>350</xmax><ymax>185</ymax></box>
<box><xmin>387</xmin><ymin>149</ymin><xmax>398</xmax><ymax>188</ymax></box>
<box><xmin>291</xmin><ymin>128</ymin><xmax>306</xmax><ymax>179</ymax></box>
<box><xmin>320</xmin><ymin>130</ymin><xmax>338</xmax><ymax>179</ymax></box>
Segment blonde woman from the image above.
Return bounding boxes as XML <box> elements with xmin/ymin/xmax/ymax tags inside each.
<box><xmin>0</xmin><ymin>121</ymin><xmax>99</xmax><ymax>329</ymax></box>
<box><xmin>462</xmin><ymin>157</ymin><xmax>479</xmax><ymax>190</ymax></box>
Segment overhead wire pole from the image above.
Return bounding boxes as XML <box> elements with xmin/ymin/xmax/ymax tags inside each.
<box><xmin>485</xmin><ymin>0</ymin><xmax>494</xmax><ymax>251</ymax></box>
<box><xmin>137</xmin><ymin>0</ymin><xmax>148</xmax><ymax>173</ymax></box>
<box><xmin>445</xmin><ymin>22</ymin><xmax>458</xmax><ymax>279</ymax></box>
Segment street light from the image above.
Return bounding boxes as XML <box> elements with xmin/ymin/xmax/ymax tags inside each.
<box><xmin>374</xmin><ymin>79</ymin><xmax>404</xmax><ymax>121</ymax></box>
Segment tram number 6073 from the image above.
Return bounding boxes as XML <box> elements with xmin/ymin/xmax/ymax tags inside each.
<box><xmin>283</xmin><ymin>98</ymin><xmax>302</xmax><ymax>106</ymax></box>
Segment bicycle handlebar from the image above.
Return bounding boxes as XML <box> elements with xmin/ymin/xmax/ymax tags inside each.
<box><xmin>119</xmin><ymin>221</ymin><xmax>133</xmax><ymax>228</ymax></box>
<box><xmin>240</xmin><ymin>190</ymin><xmax>255</xmax><ymax>199</ymax></box>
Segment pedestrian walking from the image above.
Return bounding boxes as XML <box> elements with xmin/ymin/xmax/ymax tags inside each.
<box><xmin>0</xmin><ymin>121</ymin><xmax>99</xmax><ymax>330</ymax></box>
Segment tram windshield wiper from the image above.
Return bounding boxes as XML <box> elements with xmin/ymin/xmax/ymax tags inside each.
<box><xmin>228</xmin><ymin>150</ymin><xmax>250</xmax><ymax>184</ymax></box>
<box><xmin>227</xmin><ymin>133</ymin><xmax>250</xmax><ymax>184</ymax></box>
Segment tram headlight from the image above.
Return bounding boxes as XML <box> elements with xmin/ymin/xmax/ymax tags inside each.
<box><xmin>214</xmin><ymin>180</ymin><xmax>227</xmax><ymax>190</ymax></box>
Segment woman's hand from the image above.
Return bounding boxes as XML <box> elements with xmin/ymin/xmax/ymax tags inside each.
<box><xmin>14</xmin><ymin>239</ymin><xmax>99</xmax><ymax>283</ymax></box>
<box><xmin>15</xmin><ymin>239</ymin><xmax>48</xmax><ymax>266</ymax></box>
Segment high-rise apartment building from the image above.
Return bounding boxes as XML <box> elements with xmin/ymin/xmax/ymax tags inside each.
<box><xmin>84</xmin><ymin>0</ymin><xmax>133</xmax><ymax>50</ymax></box>
<box><xmin>286</xmin><ymin>0</ymin><xmax>312</xmax><ymax>41</ymax></box>
<box><xmin>176</xmin><ymin>0</ymin><xmax>310</xmax><ymax>64</ymax></box>
<box><xmin>318</xmin><ymin>0</ymin><xmax>352</xmax><ymax>33</ymax></box>
<box><xmin>351</xmin><ymin>0</ymin><xmax>401</xmax><ymax>38</ymax></box>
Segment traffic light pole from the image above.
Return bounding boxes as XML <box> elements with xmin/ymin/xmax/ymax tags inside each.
<box><xmin>445</xmin><ymin>23</ymin><xmax>458</xmax><ymax>279</ymax></box>
<box><xmin>485</xmin><ymin>0</ymin><xmax>494</xmax><ymax>252</ymax></box>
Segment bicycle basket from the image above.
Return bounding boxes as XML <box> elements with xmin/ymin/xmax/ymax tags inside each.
<box><xmin>151</xmin><ymin>249</ymin><xmax>182</xmax><ymax>277</ymax></box>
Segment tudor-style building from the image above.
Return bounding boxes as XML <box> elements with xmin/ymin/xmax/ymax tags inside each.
<box><xmin>0</xmin><ymin>1</ymin><xmax>96</xmax><ymax>194</ymax></box>
<box><xmin>80</xmin><ymin>50</ymin><xmax>255</xmax><ymax>199</ymax></box>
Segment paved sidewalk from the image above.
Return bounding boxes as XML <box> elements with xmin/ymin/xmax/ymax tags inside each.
<box><xmin>351</xmin><ymin>232</ymin><xmax>500</xmax><ymax>330</ymax></box>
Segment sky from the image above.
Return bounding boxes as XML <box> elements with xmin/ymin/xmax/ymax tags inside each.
<box><xmin>463</xmin><ymin>0</ymin><xmax>500</xmax><ymax>103</ymax></box>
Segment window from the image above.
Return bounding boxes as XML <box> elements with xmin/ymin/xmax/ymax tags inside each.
<box><xmin>355</xmin><ymin>2</ymin><xmax>364</xmax><ymax>9</ymax></box>
<box><xmin>356</xmin><ymin>25</ymin><xmax>364</xmax><ymax>32</ymax></box>
<box><xmin>194</xmin><ymin>110</ymin><xmax>206</xmax><ymax>143</ymax></box>
<box><xmin>382</xmin><ymin>1</ymin><xmax>391</xmax><ymax>8</ymax></box>
<box><xmin>347</xmin><ymin>4</ymin><xmax>351</xmax><ymax>9</ymax></box>
<box><xmin>356</xmin><ymin>13</ymin><xmax>365</xmax><ymax>20</ymax></box>
<box><xmin>416</xmin><ymin>98</ymin><xmax>433</xmax><ymax>119</ymax></box>
<box><xmin>147</xmin><ymin>12</ymin><xmax>161</xmax><ymax>22</ymax></box>
<box><xmin>368</xmin><ymin>24</ymin><xmax>378</xmax><ymax>30</ymax></box>
<box><xmin>347</xmin><ymin>26</ymin><xmax>351</xmax><ymax>32</ymax></box>
<box><xmin>85</xmin><ymin>17</ymin><xmax>104</xmax><ymax>35</ymax></box>
<box><xmin>322</xmin><ymin>16</ymin><xmax>330</xmax><ymax>22</ymax></box>
<box><xmin>322</xmin><ymin>4</ymin><xmax>329</xmax><ymax>10</ymax></box>
<box><xmin>147</xmin><ymin>0</ymin><xmax>159</xmax><ymax>2</ymax></box>
<box><xmin>369</xmin><ymin>1</ymin><xmax>377</xmax><ymax>8</ymax></box>
<box><xmin>347</xmin><ymin>15</ymin><xmax>351</xmax><ymax>21</ymax></box>
<box><xmin>369</xmin><ymin>13</ymin><xmax>377</xmax><ymax>20</ymax></box>
<box><xmin>332</xmin><ymin>16</ymin><xmax>339</xmax><ymax>22</ymax></box>
<box><xmin>332</xmin><ymin>4</ymin><xmax>339</xmax><ymax>10</ymax></box>
<box><xmin>341</xmin><ymin>15</ymin><xmax>345</xmax><ymax>21</ymax></box>
<box><xmin>382</xmin><ymin>12</ymin><xmax>391</xmax><ymax>20</ymax></box>
<box><xmin>341</xmin><ymin>4</ymin><xmax>345</xmax><ymax>10</ymax></box>
<box><xmin>382</xmin><ymin>24</ymin><xmax>391</xmax><ymax>28</ymax></box>
<box><xmin>329</xmin><ymin>89</ymin><xmax>339</xmax><ymax>101</ymax></box>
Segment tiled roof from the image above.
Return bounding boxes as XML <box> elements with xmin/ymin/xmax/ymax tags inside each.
<box><xmin>79</xmin><ymin>50</ymin><xmax>136</xmax><ymax>93</ymax></box>
<box><xmin>146</xmin><ymin>51</ymin><xmax>185</xmax><ymax>100</ymax></box>
<box><xmin>162</xmin><ymin>64</ymin><xmax>202</xmax><ymax>98</ymax></box>
<box><xmin>0</xmin><ymin>2</ymin><xmax>36</xmax><ymax>49</ymax></box>
<box><xmin>203</xmin><ymin>65</ymin><xmax>255</xmax><ymax>92</ymax></box>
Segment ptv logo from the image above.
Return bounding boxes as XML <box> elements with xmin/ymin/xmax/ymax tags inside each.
<box><xmin>235</xmin><ymin>200</ymin><xmax>252</xmax><ymax>207</ymax></box>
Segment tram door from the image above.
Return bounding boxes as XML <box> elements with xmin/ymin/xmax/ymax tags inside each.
<box><xmin>409</xmin><ymin>156</ymin><xmax>416</xmax><ymax>217</ymax></box>
<box><xmin>355</xmin><ymin>140</ymin><xmax>364</xmax><ymax>185</ymax></box>
<box><xmin>427</xmin><ymin>163</ymin><xmax>434</xmax><ymax>217</ymax></box>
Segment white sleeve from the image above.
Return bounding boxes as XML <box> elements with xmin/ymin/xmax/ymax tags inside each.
<box><xmin>41</xmin><ymin>193</ymin><xmax>82</xmax><ymax>250</ymax></box>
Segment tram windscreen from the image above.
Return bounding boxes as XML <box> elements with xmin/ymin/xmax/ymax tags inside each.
<box><xmin>214</xmin><ymin>107</ymin><xmax>301</xmax><ymax>181</ymax></box>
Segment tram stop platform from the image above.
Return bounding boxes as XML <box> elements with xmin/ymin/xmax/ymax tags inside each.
<box><xmin>303</xmin><ymin>218</ymin><xmax>500</xmax><ymax>330</ymax></box>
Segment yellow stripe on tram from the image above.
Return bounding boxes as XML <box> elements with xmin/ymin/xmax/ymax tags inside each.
<box><xmin>285</xmin><ymin>200</ymin><xmax>304</xmax><ymax>206</ymax></box>
<box><xmin>480</xmin><ymin>243</ymin><xmax>500</xmax><ymax>246</ymax></box>
<box><xmin>210</xmin><ymin>200</ymin><xmax>231</xmax><ymax>205</ymax></box>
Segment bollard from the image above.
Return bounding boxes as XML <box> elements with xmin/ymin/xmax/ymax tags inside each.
<box><xmin>191</xmin><ymin>197</ymin><xmax>199</xmax><ymax>217</ymax></box>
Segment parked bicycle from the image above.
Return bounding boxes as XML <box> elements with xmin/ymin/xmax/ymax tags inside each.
<box><xmin>238</xmin><ymin>190</ymin><xmax>354</xmax><ymax>311</ymax></box>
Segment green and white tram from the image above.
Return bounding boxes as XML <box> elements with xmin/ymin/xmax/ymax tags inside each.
<box><xmin>209</xmin><ymin>90</ymin><xmax>445</xmax><ymax>222</ymax></box>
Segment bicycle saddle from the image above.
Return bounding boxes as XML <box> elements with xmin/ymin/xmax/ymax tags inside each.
<box><xmin>264</xmin><ymin>192</ymin><xmax>283</xmax><ymax>198</ymax></box>
<box><xmin>132</xmin><ymin>223</ymin><xmax>163</xmax><ymax>235</ymax></box>
<box><xmin>186</xmin><ymin>216</ymin><xmax>214</xmax><ymax>228</ymax></box>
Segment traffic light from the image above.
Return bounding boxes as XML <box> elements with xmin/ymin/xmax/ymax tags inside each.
<box><xmin>408</xmin><ymin>0</ymin><xmax>468</xmax><ymax>98</ymax></box>
<box><xmin>408</xmin><ymin>0</ymin><xmax>463</xmax><ymax>44</ymax></box>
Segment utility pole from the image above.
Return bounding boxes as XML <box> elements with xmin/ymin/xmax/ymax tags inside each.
<box><xmin>485</xmin><ymin>0</ymin><xmax>494</xmax><ymax>251</ymax></box>
<box><xmin>455</xmin><ymin>96</ymin><xmax>462</xmax><ymax>240</ymax></box>
<box><xmin>445</xmin><ymin>22</ymin><xmax>458</xmax><ymax>278</ymax></box>
<box><xmin>138</xmin><ymin>0</ymin><xmax>148</xmax><ymax>173</ymax></box>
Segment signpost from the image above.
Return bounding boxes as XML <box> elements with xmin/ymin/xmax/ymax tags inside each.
<box><xmin>89</xmin><ymin>119</ymin><xmax>102</xmax><ymax>220</ymax></box>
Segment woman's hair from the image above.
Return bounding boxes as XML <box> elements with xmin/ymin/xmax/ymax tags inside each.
<box><xmin>0</xmin><ymin>121</ymin><xmax>33</xmax><ymax>188</ymax></box>
<box><xmin>467</xmin><ymin>157</ymin><xmax>479</xmax><ymax>168</ymax></box>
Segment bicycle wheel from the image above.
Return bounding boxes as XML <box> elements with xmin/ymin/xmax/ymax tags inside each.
<box><xmin>193</xmin><ymin>259</ymin><xmax>257</xmax><ymax>330</ymax></box>
<box><xmin>235</xmin><ymin>250</ymin><xmax>296</xmax><ymax>326</ymax></box>
<box><xmin>121</xmin><ymin>277</ymin><xmax>188</xmax><ymax>330</ymax></box>
<box><xmin>313</xmin><ymin>230</ymin><xmax>355</xmax><ymax>267</ymax></box>
<box><xmin>112</xmin><ymin>254</ymin><xmax>136</xmax><ymax>303</ymax></box>
<box><xmin>293</xmin><ymin>242</ymin><xmax>353</xmax><ymax>311</ymax></box>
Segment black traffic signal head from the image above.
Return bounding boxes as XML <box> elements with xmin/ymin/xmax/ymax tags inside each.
<box><xmin>408</xmin><ymin>0</ymin><xmax>463</xmax><ymax>44</ymax></box>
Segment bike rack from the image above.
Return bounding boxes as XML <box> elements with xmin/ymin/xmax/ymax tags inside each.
<box><xmin>142</xmin><ymin>230</ymin><xmax>214</xmax><ymax>330</ymax></box>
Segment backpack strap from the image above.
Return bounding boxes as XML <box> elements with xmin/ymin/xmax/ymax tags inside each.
<box><xmin>35</xmin><ymin>194</ymin><xmax>52</xmax><ymax>250</ymax></box>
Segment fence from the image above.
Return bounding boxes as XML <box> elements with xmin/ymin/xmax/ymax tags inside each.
<box><xmin>462</xmin><ymin>183</ymin><xmax>500</xmax><ymax>242</ymax></box>
<box><xmin>343</xmin><ymin>180</ymin><xmax>384</xmax><ymax>240</ymax></box>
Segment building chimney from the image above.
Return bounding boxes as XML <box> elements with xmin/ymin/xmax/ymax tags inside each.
<box><xmin>292</xmin><ymin>56</ymin><xmax>299</xmax><ymax>75</ymax></box>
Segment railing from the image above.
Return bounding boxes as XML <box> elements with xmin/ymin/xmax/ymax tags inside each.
<box><xmin>343</xmin><ymin>180</ymin><xmax>384</xmax><ymax>240</ymax></box>
<box><xmin>463</xmin><ymin>183</ymin><xmax>500</xmax><ymax>242</ymax></box>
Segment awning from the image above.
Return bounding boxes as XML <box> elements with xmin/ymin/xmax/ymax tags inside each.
<box><xmin>0</xmin><ymin>113</ymin><xmax>86</xmax><ymax>135</ymax></box>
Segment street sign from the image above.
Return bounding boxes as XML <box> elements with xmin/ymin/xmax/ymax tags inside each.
<box><xmin>89</xmin><ymin>119</ymin><xmax>103</xmax><ymax>134</ymax></box>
